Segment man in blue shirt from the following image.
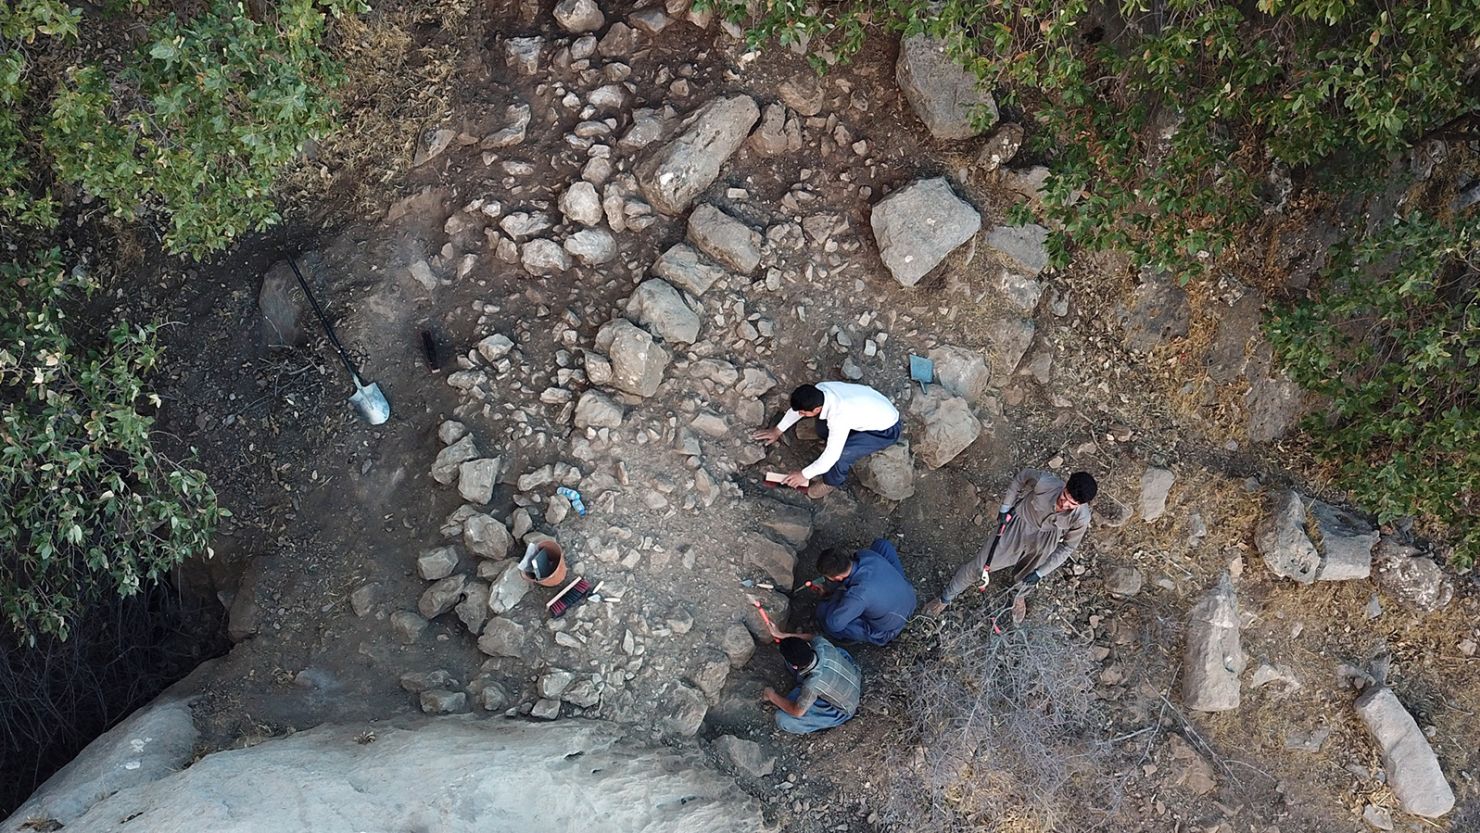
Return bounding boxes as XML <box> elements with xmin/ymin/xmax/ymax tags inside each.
<box><xmin>813</xmin><ymin>539</ymin><xmax>917</xmax><ymax>646</ymax></box>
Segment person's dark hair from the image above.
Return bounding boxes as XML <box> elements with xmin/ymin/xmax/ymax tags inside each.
<box><xmin>1066</xmin><ymin>471</ymin><xmax>1098</xmax><ymax>503</ymax></box>
<box><xmin>816</xmin><ymin>548</ymin><xmax>853</xmax><ymax>579</ymax></box>
<box><xmin>779</xmin><ymin>637</ymin><xmax>815</xmax><ymax>671</ymax></box>
<box><xmin>790</xmin><ymin>384</ymin><xmax>824</xmax><ymax>412</ymax></box>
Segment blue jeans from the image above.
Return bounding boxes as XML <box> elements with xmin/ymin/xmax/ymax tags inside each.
<box><xmin>775</xmin><ymin>686</ymin><xmax>853</xmax><ymax>734</ymax></box>
<box><xmin>816</xmin><ymin>419</ymin><xmax>902</xmax><ymax>486</ymax></box>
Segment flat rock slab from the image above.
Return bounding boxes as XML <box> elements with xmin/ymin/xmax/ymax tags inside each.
<box><xmin>983</xmin><ymin>224</ymin><xmax>1050</xmax><ymax>276</ymax></box>
<box><xmin>871</xmin><ymin>177</ymin><xmax>981</xmax><ymax>287</ymax></box>
<box><xmin>1139</xmin><ymin>467</ymin><xmax>1175</xmax><ymax>522</ymax></box>
<box><xmin>637</xmin><ymin>95</ymin><xmax>759</xmax><ymax>215</ymax></box>
<box><xmin>928</xmin><ymin>345</ymin><xmax>989</xmax><ymax>401</ymax></box>
<box><xmin>1354</xmin><ymin>686</ymin><xmax>1455</xmax><ymax>817</ymax></box>
<box><xmin>1309</xmin><ymin>499</ymin><xmax>1377</xmax><ymax>580</ymax></box>
<box><xmin>1120</xmin><ymin>269</ymin><xmax>1191</xmax><ymax>354</ymax></box>
<box><xmin>652</xmin><ymin>243</ymin><xmax>729</xmax><ymax>296</ymax></box>
<box><xmin>688</xmin><ymin>203</ymin><xmax>762</xmax><ymax>274</ymax></box>
<box><xmin>896</xmin><ymin>33</ymin><xmax>997</xmax><ymax>140</ymax></box>
<box><xmin>740</xmin><ymin>531</ymin><xmax>797</xmax><ymax>587</ymax></box>
<box><xmin>1181</xmin><ymin>572</ymin><xmax>1242</xmax><ymax>711</ymax></box>
<box><xmin>625</xmin><ymin>279</ymin><xmax>702</xmax><ymax>345</ymax></box>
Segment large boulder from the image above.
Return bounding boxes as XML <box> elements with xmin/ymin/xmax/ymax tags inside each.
<box><xmin>927</xmin><ymin>345</ymin><xmax>989</xmax><ymax>401</ymax></box>
<box><xmin>895</xmin><ymin>33</ymin><xmax>997</xmax><ymax>140</ymax></box>
<box><xmin>910</xmin><ymin>390</ymin><xmax>981</xmax><ymax>469</ymax></box>
<box><xmin>2</xmin><ymin>719</ymin><xmax>765</xmax><ymax>833</ymax></box>
<box><xmin>870</xmin><ymin>177</ymin><xmax>981</xmax><ymax>287</ymax></box>
<box><xmin>637</xmin><ymin>95</ymin><xmax>760</xmax><ymax>214</ymax></box>
<box><xmin>625</xmin><ymin>279</ymin><xmax>702</xmax><ymax>344</ymax></box>
<box><xmin>1354</xmin><ymin>687</ymin><xmax>1455</xmax><ymax>818</ymax></box>
<box><xmin>856</xmin><ymin>441</ymin><xmax>915</xmax><ymax>501</ymax></box>
<box><xmin>1181</xmin><ymin>572</ymin><xmax>1243</xmax><ymax>712</ymax></box>
<box><xmin>594</xmin><ymin>318</ymin><xmax>671</xmax><ymax>397</ymax></box>
<box><xmin>687</xmin><ymin>203</ymin><xmax>762</xmax><ymax>273</ymax></box>
<box><xmin>1255</xmin><ymin>490</ymin><xmax>1319</xmax><ymax>584</ymax></box>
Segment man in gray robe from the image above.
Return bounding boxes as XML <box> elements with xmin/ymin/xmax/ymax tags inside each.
<box><xmin>924</xmin><ymin>469</ymin><xmax>1097</xmax><ymax>624</ymax></box>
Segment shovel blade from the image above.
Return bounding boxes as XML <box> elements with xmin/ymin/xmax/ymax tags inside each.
<box><xmin>349</xmin><ymin>381</ymin><xmax>391</xmax><ymax>425</ymax></box>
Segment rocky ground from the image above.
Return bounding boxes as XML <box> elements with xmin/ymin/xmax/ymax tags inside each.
<box><xmin>63</xmin><ymin>1</ymin><xmax>1480</xmax><ymax>831</ymax></box>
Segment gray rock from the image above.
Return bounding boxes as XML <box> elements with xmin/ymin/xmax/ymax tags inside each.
<box><xmin>721</xmin><ymin>623</ymin><xmax>755</xmax><ymax>668</ymax></box>
<box><xmin>687</xmin><ymin>203</ymin><xmax>762</xmax><ymax>273</ymax></box>
<box><xmin>741</xmin><ymin>532</ymin><xmax>796</xmax><ymax>587</ymax></box>
<box><xmin>1103</xmin><ymin>566</ymin><xmax>1144</xmax><ymax>598</ymax></box>
<box><xmin>996</xmin><ymin>269</ymin><xmax>1044</xmax><ymax>313</ymax></box>
<box><xmin>564</xmin><ymin>228</ymin><xmax>617</xmax><ymax>265</ymax></box>
<box><xmin>928</xmin><ymin>345</ymin><xmax>989</xmax><ymax>401</ymax></box>
<box><xmin>478</xmin><ymin>616</ymin><xmax>530</xmax><ymax>658</ymax></box>
<box><xmin>419</xmin><ymin>690</ymin><xmax>467</xmax><ymax>715</ymax></box>
<box><xmin>691</xmin><ymin>410</ymin><xmax>728</xmax><ymax>437</ymax></box>
<box><xmin>1244</xmin><ymin>369</ymin><xmax>1305</xmax><ymax>442</ymax></box>
<box><xmin>478</xmin><ymin>680</ymin><xmax>512</xmax><ymax>711</ymax></box>
<box><xmin>417</xmin><ymin>547</ymin><xmax>460</xmax><ymax>581</ymax></box>
<box><xmin>594</xmin><ymin>318</ymin><xmax>671</xmax><ymax>397</ymax></box>
<box><xmin>856</xmin><ymin>441</ymin><xmax>915</xmax><ymax>501</ymax></box>
<box><xmin>437</xmin><ymin>419</ymin><xmax>469</xmax><ymax>445</ymax></box>
<box><xmin>484</xmin><ymin>103</ymin><xmax>531</xmax><ymax>148</ymax></box>
<box><xmin>390</xmin><ymin>610</ymin><xmax>428</xmax><ymax>644</ymax></box>
<box><xmin>553</xmin><ymin>0</ymin><xmax>603</xmax><ymax>33</ymax></box>
<box><xmin>759</xmin><ymin>501</ymin><xmax>813</xmax><ymax>549</ymax></box>
<box><xmin>562</xmin><ymin>679</ymin><xmax>601</xmax><ymax>708</ymax></box>
<box><xmin>625</xmin><ymin>279</ymin><xmax>702</xmax><ymax>344</ymax></box>
<box><xmin>475</xmin><ymin>335</ymin><xmax>514</xmax><ymax>364</ymax></box>
<box><xmin>488</xmin><ymin>562</ymin><xmax>530</xmax><ymax>615</ymax></box>
<box><xmin>737</xmin><ymin>367</ymin><xmax>777</xmax><ymax>398</ymax></box>
<box><xmin>1181</xmin><ymin>572</ymin><xmax>1243</xmax><ymax>711</ymax></box>
<box><xmin>652</xmin><ymin>243</ymin><xmax>728</xmax><ymax>296</ymax></box>
<box><xmin>629</xmin><ymin>7</ymin><xmax>670</xmax><ymax>32</ymax></box>
<box><xmin>521</xmin><ymin>239</ymin><xmax>572</xmax><ymax>275</ymax></box>
<box><xmin>418</xmin><ymin>574</ymin><xmax>467</xmax><ymax>619</ymax></box>
<box><xmin>984</xmin><ymin>224</ymin><xmax>1050</xmax><ymax>276</ymax></box>
<box><xmin>349</xmin><ymin>583</ymin><xmax>379</xmax><ymax>617</ymax></box>
<box><xmin>504</xmin><ymin>36</ymin><xmax>542</xmax><ymax>75</ymax></box>
<box><xmin>464</xmin><ymin>513</ymin><xmax>513</xmax><ymax>559</ymax></box>
<box><xmin>637</xmin><ymin>95</ymin><xmax>760</xmax><ymax>215</ymax></box>
<box><xmin>1362</xmin><ymin>805</ymin><xmax>1394</xmax><ymax>831</ymax></box>
<box><xmin>748</xmin><ymin>101</ymin><xmax>800</xmax><ymax>156</ymax></box>
<box><xmin>911</xmin><ymin>390</ymin><xmax>980</xmax><ymax>469</ymax></box>
<box><xmin>976</xmin><ymin>123</ymin><xmax>1024</xmax><ymax>171</ymax></box>
<box><xmin>499</xmin><ymin>211</ymin><xmax>552</xmax><ymax>240</ymax></box>
<box><xmin>987</xmin><ymin>317</ymin><xmax>1035</xmax><ymax>379</ymax></box>
<box><xmin>574</xmin><ymin>390</ymin><xmax>624</xmax><ymax>428</ymax></box>
<box><xmin>598</xmin><ymin>21</ymin><xmax>636</xmax><ymax>58</ymax></box>
<box><xmin>1256</xmin><ymin>490</ymin><xmax>1319</xmax><ymax>584</ymax></box>
<box><xmin>778</xmin><ymin>74</ymin><xmax>824</xmax><ymax>116</ymax></box>
<box><xmin>1092</xmin><ymin>494</ymin><xmax>1131</xmax><ymax>528</ymax></box>
<box><xmin>692</xmin><ymin>652</ymin><xmax>731</xmax><ymax>700</ymax></box>
<box><xmin>399</xmin><ymin>670</ymin><xmax>455</xmax><ymax>693</ymax></box>
<box><xmin>896</xmin><ymin>33</ymin><xmax>997</xmax><ymax>140</ymax></box>
<box><xmin>559</xmin><ymin>181</ymin><xmax>604</xmax><ymax>226</ymax></box>
<box><xmin>1373</xmin><ymin>537</ymin><xmax>1453</xmax><ymax>613</ymax></box>
<box><xmin>658</xmin><ymin>682</ymin><xmax>708</xmax><ymax>736</ymax></box>
<box><xmin>455</xmin><ymin>581</ymin><xmax>490</xmax><ymax>633</ymax></box>
<box><xmin>870</xmin><ymin>177</ymin><xmax>981</xmax><ymax>287</ymax></box>
<box><xmin>998</xmin><ymin>165</ymin><xmax>1052</xmax><ymax>205</ymax></box>
<box><xmin>530</xmin><ymin>699</ymin><xmax>562</xmax><ymax>720</ymax></box>
<box><xmin>539</xmin><ymin>669</ymin><xmax>576</xmax><ymax>699</ymax></box>
<box><xmin>1119</xmin><ymin>269</ymin><xmax>1191</xmax><ymax>354</ymax></box>
<box><xmin>1354</xmin><ymin>686</ymin><xmax>1455</xmax><ymax>817</ymax></box>
<box><xmin>1139</xmin><ymin>467</ymin><xmax>1175</xmax><ymax>522</ymax></box>
<box><xmin>1310</xmin><ymin>500</ymin><xmax>1377</xmax><ymax>581</ymax></box>
<box><xmin>432</xmin><ymin>435</ymin><xmax>479</xmax><ymax>485</ymax></box>
<box><xmin>458</xmin><ymin>458</ymin><xmax>501</xmax><ymax>504</ymax></box>
<box><xmin>714</xmin><ymin>735</ymin><xmax>775</xmax><ymax>778</ymax></box>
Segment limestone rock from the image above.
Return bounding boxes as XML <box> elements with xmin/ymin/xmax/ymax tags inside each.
<box><xmin>778</xmin><ymin>75</ymin><xmax>824</xmax><ymax>116</ymax></box>
<box><xmin>637</xmin><ymin>95</ymin><xmax>760</xmax><ymax>215</ymax></box>
<box><xmin>1103</xmin><ymin>566</ymin><xmax>1144</xmax><ymax>598</ymax></box>
<box><xmin>1181</xmin><ymin>572</ymin><xmax>1242</xmax><ymax>711</ymax></box>
<box><xmin>1139</xmin><ymin>467</ymin><xmax>1175</xmax><ymax>523</ymax></box>
<box><xmin>419</xmin><ymin>690</ymin><xmax>467</xmax><ymax>715</ymax></box>
<box><xmin>455</xmin><ymin>581</ymin><xmax>490</xmax><ymax>633</ymax></box>
<box><xmin>714</xmin><ymin>735</ymin><xmax>775</xmax><ymax>778</ymax></box>
<box><xmin>983</xmin><ymin>224</ymin><xmax>1050</xmax><ymax>276</ymax></box>
<box><xmin>1244</xmin><ymin>367</ymin><xmax>1304</xmax><ymax>442</ymax></box>
<box><xmin>741</xmin><ymin>532</ymin><xmax>796</xmax><ymax>587</ymax></box>
<box><xmin>539</xmin><ymin>669</ymin><xmax>575</xmax><ymax>699</ymax></box>
<box><xmin>559</xmin><ymin>181</ymin><xmax>604</xmax><ymax>226</ymax></box>
<box><xmin>417</xmin><ymin>546</ymin><xmax>459</xmax><ymax>581</ymax></box>
<box><xmin>687</xmin><ymin>203</ymin><xmax>762</xmax><ymax>273</ymax></box>
<box><xmin>504</xmin><ymin>36</ymin><xmax>542</xmax><ymax>75</ymax></box>
<box><xmin>390</xmin><ymin>610</ymin><xmax>427</xmax><ymax>644</ymax></box>
<box><xmin>856</xmin><ymin>441</ymin><xmax>915</xmax><ymax>501</ymax></box>
<box><xmin>658</xmin><ymin>682</ymin><xmax>708</xmax><ymax>737</ymax></box>
<box><xmin>564</xmin><ymin>228</ymin><xmax>617</xmax><ymax>265</ymax></box>
<box><xmin>625</xmin><ymin>279</ymin><xmax>702</xmax><ymax>344</ymax></box>
<box><xmin>1255</xmin><ymin>490</ymin><xmax>1319</xmax><ymax>584</ymax></box>
<box><xmin>432</xmin><ymin>435</ymin><xmax>479</xmax><ymax>485</ymax></box>
<box><xmin>870</xmin><ymin>177</ymin><xmax>981</xmax><ymax>287</ymax></box>
<box><xmin>488</xmin><ymin>562</ymin><xmax>530</xmax><ymax>615</ymax></box>
<box><xmin>987</xmin><ymin>317</ymin><xmax>1035</xmax><ymax>379</ymax></box>
<box><xmin>927</xmin><ymin>345</ymin><xmax>989</xmax><ymax>401</ymax></box>
<box><xmin>595</xmin><ymin>318</ymin><xmax>671</xmax><ymax>397</ymax></box>
<box><xmin>418</xmin><ymin>574</ymin><xmax>467</xmax><ymax>619</ymax></box>
<box><xmin>553</xmin><ymin>0</ymin><xmax>603</xmax><ymax>33</ymax></box>
<box><xmin>574</xmin><ymin>390</ymin><xmax>624</xmax><ymax>429</ymax></box>
<box><xmin>1310</xmin><ymin>500</ymin><xmax>1377</xmax><ymax>581</ymax></box>
<box><xmin>896</xmin><ymin>33</ymin><xmax>997</xmax><ymax>140</ymax></box>
<box><xmin>997</xmin><ymin>269</ymin><xmax>1044</xmax><ymax>313</ymax></box>
<box><xmin>458</xmin><ymin>458</ymin><xmax>501</xmax><ymax>504</ymax></box>
<box><xmin>1120</xmin><ymin>269</ymin><xmax>1191</xmax><ymax>354</ymax></box>
<box><xmin>1373</xmin><ymin>538</ymin><xmax>1454</xmax><ymax>614</ymax></box>
<box><xmin>652</xmin><ymin>243</ymin><xmax>728</xmax><ymax>296</ymax></box>
<box><xmin>1354</xmin><ymin>686</ymin><xmax>1455</xmax><ymax>817</ymax></box>
<box><xmin>759</xmin><ymin>501</ymin><xmax>813</xmax><ymax>549</ymax></box>
<box><xmin>464</xmin><ymin>513</ymin><xmax>513</xmax><ymax>559</ymax></box>
<box><xmin>748</xmin><ymin>102</ymin><xmax>800</xmax><ymax>156</ymax></box>
<box><xmin>720</xmin><ymin>623</ymin><xmax>755</xmax><ymax>668</ymax></box>
<box><xmin>911</xmin><ymin>390</ymin><xmax>980</xmax><ymax>469</ymax></box>
<box><xmin>478</xmin><ymin>617</ymin><xmax>531</xmax><ymax>659</ymax></box>
<box><xmin>521</xmin><ymin>239</ymin><xmax>572</xmax><ymax>275</ymax></box>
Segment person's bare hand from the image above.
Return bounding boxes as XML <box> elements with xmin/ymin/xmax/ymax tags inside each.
<box><xmin>761</xmin><ymin>686</ymin><xmax>778</xmax><ymax>703</ymax></box>
<box><xmin>923</xmin><ymin>598</ymin><xmax>947</xmax><ymax>617</ymax></box>
<box><xmin>782</xmin><ymin>471</ymin><xmax>808</xmax><ymax>489</ymax></box>
<box><xmin>751</xmin><ymin>426</ymin><xmax>783</xmax><ymax>445</ymax></box>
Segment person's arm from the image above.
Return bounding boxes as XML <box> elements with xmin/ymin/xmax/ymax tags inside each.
<box><xmin>801</xmin><ymin>424</ymin><xmax>849</xmax><ymax>480</ymax></box>
<box><xmin>870</xmin><ymin>539</ymin><xmax>904</xmax><ymax>574</ymax></box>
<box><xmin>820</xmin><ymin>588</ymin><xmax>868</xmax><ymax>635</ymax></box>
<box><xmin>775</xmin><ymin>409</ymin><xmax>803</xmax><ymax>433</ymax></box>
<box><xmin>1000</xmin><ymin>468</ymin><xmax>1039</xmax><ymax>514</ymax></box>
<box><xmin>762</xmin><ymin>686</ymin><xmax>809</xmax><ymax>717</ymax></box>
<box><xmin>1031</xmin><ymin>510</ymin><xmax>1090</xmax><ymax>581</ymax></box>
<box><xmin>939</xmin><ymin>538</ymin><xmax>996</xmax><ymax>604</ymax></box>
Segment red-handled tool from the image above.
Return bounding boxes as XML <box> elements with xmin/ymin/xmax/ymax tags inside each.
<box><xmin>978</xmin><ymin>511</ymin><xmax>1014</xmax><ymax>593</ymax></box>
<box><xmin>749</xmin><ymin>596</ymin><xmax>780</xmax><ymax>642</ymax></box>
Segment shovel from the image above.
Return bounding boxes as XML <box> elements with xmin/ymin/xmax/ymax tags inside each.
<box><xmin>909</xmin><ymin>354</ymin><xmax>934</xmax><ymax>393</ymax></box>
<box><xmin>287</xmin><ymin>257</ymin><xmax>391</xmax><ymax>426</ymax></box>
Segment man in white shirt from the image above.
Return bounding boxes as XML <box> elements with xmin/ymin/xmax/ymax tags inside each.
<box><xmin>752</xmin><ymin>382</ymin><xmax>902</xmax><ymax>499</ymax></box>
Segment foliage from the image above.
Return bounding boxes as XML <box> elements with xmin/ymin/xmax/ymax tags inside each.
<box><xmin>2</xmin><ymin>0</ymin><xmax>361</xmax><ymax>258</ymax></box>
<box><xmin>0</xmin><ymin>252</ymin><xmax>223</xmax><ymax>643</ymax></box>
<box><xmin>716</xmin><ymin>0</ymin><xmax>1480</xmax><ymax>280</ymax></box>
<box><xmin>1267</xmin><ymin>212</ymin><xmax>1480</xmax><ymax>568</ymax></box>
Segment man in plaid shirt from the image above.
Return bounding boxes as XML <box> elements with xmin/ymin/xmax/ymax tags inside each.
<box><xmin>760</xmin><ymin>627</ymin><xmax>863</xmax><ymax>734</ymax></box>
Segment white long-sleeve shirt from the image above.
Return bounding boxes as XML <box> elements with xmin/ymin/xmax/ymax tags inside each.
<box><xmin>776</xmin><ymin>381</ymin><xmax>900</xmax><ymax>480</ymax></box>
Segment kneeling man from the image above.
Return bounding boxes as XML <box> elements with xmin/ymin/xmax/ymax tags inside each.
<box><xmin>752</xmin><ymin>381</ymin><xmax>901</xmax><ymax>499</ymax></box>
<box><xmin>815</xmin><ymin>539</ymin><xmax>916</xmax><ymax>646</ymax></box>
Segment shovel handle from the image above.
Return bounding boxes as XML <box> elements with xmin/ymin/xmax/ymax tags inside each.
<box><xmin>287</xmin><ymin>256</ymin><xmax>361</xmax><ymax>383</ymax></box>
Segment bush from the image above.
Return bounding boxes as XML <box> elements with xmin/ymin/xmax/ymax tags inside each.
<box><xmin>0</xmin><ymin>252</ymin><xmax>223</xmax><ymax>643</ymax></box>
<box><xmin>1266</xmin><ymin>212</ymin><xmax>1480</xmax><ymax>567</ymax></box>
<box><xmin>878</xmin><ymin>610</ymin><xmax>1119</xmax><ymax>832</ymax></box>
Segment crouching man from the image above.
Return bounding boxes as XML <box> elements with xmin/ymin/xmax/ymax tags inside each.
<box><xmin>752</xmin><ymin>381</ymin><xmax>901</xmax><ymax>499</ymax></box>
<box><xmin>761</xmin><ymin>630</ymin><xmax>862</xmax><ymax>734</ymax></box>
<box><xmin>814</xmin><ymin>539</ymin><xmax>916</xmax><ymax>646</ymax></box>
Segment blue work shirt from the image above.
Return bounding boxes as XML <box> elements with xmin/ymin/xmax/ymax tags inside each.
<box><xmin>818</xmin><ymin>538</ymin><xmax>917</xmax><ymax>646</ymax></box>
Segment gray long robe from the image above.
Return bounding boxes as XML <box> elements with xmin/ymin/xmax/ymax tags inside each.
<box><xmin>940</xmin><ymin>468</ymin><xmax>1092</xmax><ymax>603</ymax></box>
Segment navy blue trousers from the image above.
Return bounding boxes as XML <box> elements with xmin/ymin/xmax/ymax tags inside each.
<box><xmin>816</xmin><ymin>419</ymin><xmax>902</xmax><ymax>486</ymax></box>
